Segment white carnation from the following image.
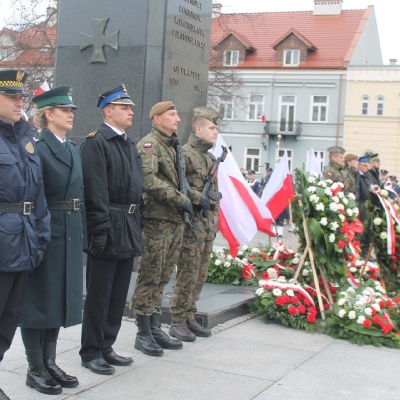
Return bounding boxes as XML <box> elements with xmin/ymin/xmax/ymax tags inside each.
<box><xmin>338</xmin><ymin>298</ymin><xmax>346</xmax><ymax>306</ymax></box>
<box><xmin>309</xmin><ymin>194</ymin><xmax>320</xmax><ymax>203</ymax></box>
<box><xmin>214</xmin><ymin>259</ymin><xmax>222</xmax><ymax>266</ymax></box>
<box><xmin>346</xmin><ymin>208</ymin><xmax>353</xmax><ymax>216</ymax></box>
<box><xmin>320</xmin><ymin>217</ymin><xmax>328</xmax><ymax>226</ymax></box>
<box><xmin>338</xmin><ymin>309</ymin><xmax>346</xmax><ymax>318</ymax></box>
<box><xmin>224</xmin><ymin>262</ymin><xmax>231</xmax><ymax>268</ymax></box>
<box><xmin>332</xmin><ymin>196</ymin><xmax>339</xmax><ymax>203</ymax></box>
<box><xmin>373</xmin><ymin>218</ymin><xmax>382</xmax><ymax>226</ymax></box>
<box><xmin>329</xmin><ymin>203</ymin><xmax>338</xmax><ymax>212</ymax></box>
<box><xmin>348</xmin><ymin>193</ymin><xmax>356</xmax><ymax>200</ymax></box>
<box><xmin>316</xmin><ymin>203</ymin><xmax>325</xmax><ymax>211</ymax></box>
<box><xmin>324</xmin><ymin>188</ymin><xmax>332</xmax><ymax>196</ymax></box>
<box><xmin>307</xmin><ymin>186</ymin><xmax>317</xmax><ymax>193</ymax></box>
<box><xmin>255</xmin><ymin>288</ymin><xmax>265</xmax><ymax>296</ymax></box>
<box><xmin>342</xmin><ymin>198</ymin><xmax>349</xmax><ymax>205</ymax></box>
<box><xmin>329</xmin><ymin>233</ymin><xmax>335</xmax><ymax>243</ymax></box>
<box><xmin>272</xmin><ymin>288</ymin><xmax>282</xmax><ymax>296</ymax></box>
<box><xmin>364</xmin><ymin>307</ymin><xmax>372</xmax><ymax>316</ymax></box>
<box><xmin>307</xmin><ymin>176</ymin><xmax>316</xmax><ymax>183</ymax></box>
<box><xmin>348</xmin><ymin>311</ymin><xmax>356</xmax><ymax>320</ymax></box>
<box><xmin>380</xmin><ymin>232</ymin><xmax>387</xmax><ymax>240</ymax></box>
<box><xmin>286</xmin><ymin>290</ymin><xmax>295</xmax><ymax>297</ymax></box>
<box><xmin>337</xmin><ymin>192</ymin><xmax>344</xmax><ymax>198</ymax></box>
<box><xmin>330</xmin><ymin>221</ymin><xmax>339</xmax><ymax>230</ymax></box>
<box><xmin>372</xmin><ymin>303</ymin><xmax>381</xmax><ymax>311</ymax></box>
<box><xmin>357</xmin><ymin>316</ymin><xmax>366</xmax><ymax>324</ymax></box>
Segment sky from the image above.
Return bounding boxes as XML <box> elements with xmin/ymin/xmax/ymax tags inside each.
<box><xmin>0</xmin><ymin>0</ymin><xmax>398</xmax><ymax>64</ymax></box>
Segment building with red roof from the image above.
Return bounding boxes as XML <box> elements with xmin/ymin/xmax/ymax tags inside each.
<box><xmin>210</xmin><ymin>0</ymin><xmax>382</xmax><ymax>174</ymax></box>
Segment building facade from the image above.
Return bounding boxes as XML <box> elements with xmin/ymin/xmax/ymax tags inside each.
<box><xmin>210</xmin><ymin>0</ymin><xmax>382</xmax><ymax>176</ymax></box>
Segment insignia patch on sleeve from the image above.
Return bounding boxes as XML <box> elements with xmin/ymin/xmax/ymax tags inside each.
<box><xmin>144</xmin><ymin>143</ymin><xmax>152</xmax><ymax>148</ymax></box>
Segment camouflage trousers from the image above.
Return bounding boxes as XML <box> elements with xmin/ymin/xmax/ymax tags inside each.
<box><xmin>130</xmin><ymin>219</ymin><xmax>184</xmax><ymax>316</ymax></box>
<box><xmin>170</xmin><ymin>217</ymin><xmax>216</xmax><ymax>322</ymax></box>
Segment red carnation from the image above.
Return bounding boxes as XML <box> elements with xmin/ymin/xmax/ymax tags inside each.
<box><xmin>338</xmin><ymin>240</ymin><xmax>345</xmax><ymax>249</ymax></box>
<box><xmin>282</xmin><ymin>295</ymin><xmax>291</xmax><ymax>304</ymax></box>
<box><xmin>363</xmin><ymin>319</ymin><xmax>372</xmax><ymax>328</ymax></box>
<box><xmin>379</xmin><ymin>301</ymin><xmax>386</xmax><ymax>309</ymax></box>
<box><xmin>370</xmin><ymin>273</ymin><xmax>378</xmax><ymax>280</ymax></box>
<box><xmin>288</xmin><ymin>306</ymin><xmax>298</xmax><ymax>315</ymax></box>
<box><xmin>275</xmin><ymin>297</ymin><xmax>285</xmax><ymax>306</ymax></box>
<box><xmin>262</xmin><ymin>272</ymin><xmax>269</xmax><ymax>279</ymax></box>
<box><xmin>307</xmin><ymin>314</ymin><xmax>316</xmax><ymax>323</ymax></box>
<box><xmin>323</xmin><ymin>303</ymin><xmax>330</xmax><ymax>310</ymax></box>
<box><xmin>371</xmin><ymin>308</ymin><xmax>377</xmax><ymax>316</ymax></box>
<box><xmin>298</xmin><ymin>305</ymin><xmax>306</xmax><ymax>314</ymax></box>
<box><xmin>392</xmin><ymin>255</ymin><xmax>398</xmax><ymax>262</ymax></box>
<box><xmin>304</xmin><ymin>299</ymin><xmax>311</xmax><ymax>306</ymax></box>
<box><xmin>308</xmin><ymin>307</ymin><xmax>317</xmax><ymax>315</ymax></box>
<box><xmin>372</xmin><ymin>315</ymin><xmax>381</xmax><ymax>325</ymax></box>
<box><xmin>382</xmin><ymin>324</ymin><xmax>394</xmax><ymax>335</ymax></box>
<box><xmin>291</xmin><ymin>297</ymin><xmax>300</xmax><ymax>305</ymax></box>
<box><xmin>261</xmin><ymin>254</ymin><xmax>267</xmax><ymax>260</ymax></box>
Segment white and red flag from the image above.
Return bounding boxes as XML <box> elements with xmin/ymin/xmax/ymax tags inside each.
<box><xmin>211</xmin><ymin>135</ymin><xmax>275</xmax><ymax>256</ymax></box>
<box><xmin>34</xmin><ymin>80</ymin><xmax>50</xmax><ymax>96</ymax></box>
<box><xmin>260</xmin><ymin>151</ymin><xmax>294</xmax><ymax>220</ymax></box>
<box><xmin>307</xmin><ymin>148</ymin><xmax>322</xmax><ymax>177</ymax></box>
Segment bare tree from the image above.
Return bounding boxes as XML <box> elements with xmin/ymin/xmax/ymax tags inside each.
<box><xmin>0</xmin><ymin>0</ymin><xmax>57</xmax><ymax>115</ymax></box>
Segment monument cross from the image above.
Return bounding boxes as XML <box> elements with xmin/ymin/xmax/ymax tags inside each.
<box><xmin>80</xmin><ymin>18</ymin><xmax>119</xmax><ymax>63</ymax></box>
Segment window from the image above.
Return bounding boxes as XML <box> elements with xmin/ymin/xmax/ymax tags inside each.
<box><xmin>283</xmin><ymin>50</ymin><xmax>300</xmax><ymax>66</ymax></box>
<box><xmin>361</xmin><ymin>96</ymin><xmax>369</xmax><ymax>115</ymax></box>
<box><xmin>223</xmin><ymin>50</ymin><xmax>239</xmax><ymax>67</ymax></box>
<box><xmin>0</xmin><ymin>47</ymin><xmax>15</xmax><ymax>61</ymax></box>
<box><xmin>248</xmin><ymin>94</ymin><xmax>264</xmax><ymax>121</ymax></box>
<box><xmin>219</xmin><ymin>95</ymin><xmax>234</xmax><ymax>120</ymax></box>
<box><xmin>275</xmin><ymin>149</ymin><xmax>293</xmax><ymax>172</ymax></box>
<box><xmin>245</xmin><ymin>148</ymin><xmax>261</xmax><ymax>173</ymax></box>
<box><xmin>377</xmin><ymin>96</ymin><xmax>384</xmax><ymax>116</ymax></box>
<box><xmin>279</xmin><ymin>95</ymin><xmax>296</xmax><ymax>132</ymax></box>
<box><xmin>311</xmin><ymin>95</ymin><xmax>328</xmax><ymax>122</ymax></box>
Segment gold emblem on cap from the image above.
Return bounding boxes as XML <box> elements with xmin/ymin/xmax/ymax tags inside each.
<box><xmin>25</xmin><ymin>141</ymin><xmax>34</xmax><ymax>154</ymax></box>
<box><xmin>122</xmin><ymin>84</ymin><xmax>127</xmax><ymax>94</ymax></box>
<box><xmin>16</xmin><ymin>71</ymin><xmax>25</xmax><ymax>82</ymax></box>
<box><xmin>68</xmin><ymin>88</ymin><xmax>73</xmax><ymax>101</ymax></box>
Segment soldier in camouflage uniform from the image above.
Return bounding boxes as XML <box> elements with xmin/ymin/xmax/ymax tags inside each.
<box><xmin>342</xmin><ymin>153</ymin><xmax>358</xmax><ymax>194</ymax></box>
<box><xmin>131</xmin><ymin>101</ymin><xmax>195</xmax><ymax>357</ymax></box>
<box><xmin>169</xmin><ymin>107</ymin><xmax>222</xmax><ymax>341</ymax></box>
<box><xmin>322</xmin><ymin>146</ymin><xmax>346</xmax><ymax>183</ymax></box>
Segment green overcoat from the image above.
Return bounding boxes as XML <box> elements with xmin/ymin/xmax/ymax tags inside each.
<box><xmin>20</xmin><ymin>129</ymin><xmax>86</xmax><ymax>328</ymax></box>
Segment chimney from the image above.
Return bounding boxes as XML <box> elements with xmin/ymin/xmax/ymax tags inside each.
<box><xmin>212</xmin><ymin>2</ymin><xmax>222</xmax><ymax>19</ymax></box>
<box><xmin>389</xmin><ymin>59</ymin><xmax>397</xmax><ymax>66</ymax></box>
<box><xmin>314</xmin><ymin>0</ymin><xmax>343</xmax><ymax>16</ymax></box>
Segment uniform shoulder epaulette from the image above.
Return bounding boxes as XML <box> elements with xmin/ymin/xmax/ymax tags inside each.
<box><xmin>34</xmin><ymin>137</ymin><xmax>44</xmax><ymax>142</ymax></box>
<box><xmin>86</xmin><ymin>130</ymin><xmax>98</xmax><ymax>138</ymax></box>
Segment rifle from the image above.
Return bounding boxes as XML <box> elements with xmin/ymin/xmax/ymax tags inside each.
<box><xmin>174</xmin><ymin>138</ymin><xmax>193</xmax><ymax>232</ymax></box>
<box><xmin>191</xmin><ymin>145</ymin><xmax>228</xmax><ymax>230</ymax></box>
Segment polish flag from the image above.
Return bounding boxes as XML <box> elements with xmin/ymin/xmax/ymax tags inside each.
<box><xmin>211</xmin><ymin>135</ymin><xmax>275</xmax><ymax>257</ymax></box>
<box><xmin>260</xmin><ymin>151</ymin><xmax>294</xmax><ymax>220</ymax></box>
<box><xmin>34</xmin><ymin>80</ymin><xmax>50</xmax><ymax>96</ymax></box>
<box><xmin>307</xmin><ymin>148</ymin><xmax>322</xmax><ymax>177</ymax></box>
<box><xmin>260</xmin><ymin>114</ymin><xmax>266</xmax><ymax>122</ymax></box>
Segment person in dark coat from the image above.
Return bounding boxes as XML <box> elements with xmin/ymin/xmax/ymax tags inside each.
<box><xmin>0</xmin><ymin>70</ymin><xmax>51</xmax><ymax>400</ymax></box>
<box><xmin>19</xmin><ymin>86</ymin><xmax>85</xmax><ymax>395</ymax></box>
<box><xmin>356</xmin><ymin>156</ymin><xmax>373</xmax><ymax>259</ymax></box>
<box><xmin>79</xmin><ymin>85</ymin><xmax>144</xmax><ymax>375</ymax></box>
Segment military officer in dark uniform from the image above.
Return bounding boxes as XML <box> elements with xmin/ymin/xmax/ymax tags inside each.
<box><xmin>364</xmin><ymin>151</ymin><xmax>380</xmax><ymax>186</ymax></box>
<box><xmin>322</xmin><ymin>146</ymin><xmax>345</xmax><ymax>183</ymax></box>
<box><xmin>356</xmin><ymin>156</ymin><xmax>372</xmax><ymax>259</ymax></box>
<box><xmin>342</xmin><ymin>153</ymin><xmax>358</xmax><ymax>194</ymax></box>
<box><xmin>0</xmin><ymin>70</ymin><xmax>51</xmax><ymax>400</ymax></box>
<box><xmin>80</xmin><ymin>85</ymin><xmax>144</xmax><ymax>375</ymax></box>
<box><xmin>246</xmin><ymin>170</ymin><xmax>260</xmax><ymax>194</ymax></box>
<box><xmin>19</xmin><ymin>87</ymin><xmax>85</xmax><ymax>395</ymax></box>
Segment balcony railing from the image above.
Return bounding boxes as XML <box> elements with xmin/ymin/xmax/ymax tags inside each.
<box><xmin>264</xmin><ymin>120</ymin><xmax>302</xmax><ymax>140</ymax></box>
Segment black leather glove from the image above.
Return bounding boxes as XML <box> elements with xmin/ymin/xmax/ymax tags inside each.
<box><xmin>88</xmin><ymin>234</ymin><xmax>107</xmax><ymax>257</ymax></box>
<box><xmin>182</xmin><ymin>198</ymin><xmax>193</xmax><ymax>215</ymax></box>
<box><xmin>35</xmin><ymin>248</ymin><xmax>45</xmax><ymax>268</ymax></box>
<box><xmin>199</xmin><ymin>194</ymin><xmax>210</xmax><ymax>217</ymax></box>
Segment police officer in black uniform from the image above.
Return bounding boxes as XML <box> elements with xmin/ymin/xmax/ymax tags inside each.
<box><xmin>0</xmin><ymin>70</ymin><xmax>51</xmax><ymax>400</ymax></box>
<box><xmin>79</xmin><ymin>85</ymin><xmax>144</xmax><ymax>375</ymax></box>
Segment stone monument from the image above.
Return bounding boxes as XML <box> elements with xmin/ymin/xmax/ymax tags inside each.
<box><xmin>55</xmin><ymin>0</ymin><xmax>212</xmax><ymax>143</ymax></box>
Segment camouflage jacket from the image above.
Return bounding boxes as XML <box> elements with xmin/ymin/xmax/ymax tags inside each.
<box><xmin>183</xmin><ymin>133</ymin><xmax>219</xmax><ymax>229</ymax></box>
<box><xmin>323</xmin><ymin>161</ymin><xmax>344</xmax><ymax>183</ymax></box>
<box><xmin>137</xmin><ymin>124</ymin><xmax>186</xmax><ymax>223</ymax></box>
<box><xmin>342</xmin><ymin>166</ymin><xmax>357</xmax><ymax>194</ymax></box>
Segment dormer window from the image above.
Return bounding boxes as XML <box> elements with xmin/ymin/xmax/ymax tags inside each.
<box><xmin>223</xmin><ymin>50</ymin><xmax>239</xmax><ymax>67</ymax></box>
<box><xmin>284</xmin><ymin>50</ymin><xmax>300</xmax><ymax>66</ymax></box>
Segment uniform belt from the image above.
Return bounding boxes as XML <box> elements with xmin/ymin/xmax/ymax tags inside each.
<box><xmin>109</xmin><ymin>203</ymin><xmax>139</xmax><ymax>214</ymax></box>
<box><xmin>0</xmin><ymin>202</ymin><xmax>34</xmax><ymax>215</ymax></box>
<box><xmin>47</xmin><ymin>199</ymin><xmax>82</xmax><ymax>211</ymax></box>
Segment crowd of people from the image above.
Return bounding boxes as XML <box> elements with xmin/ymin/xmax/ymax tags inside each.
<box><xmin>0</xmin><ymin>69</ymin><xmax>221</xmax><ymax>399</ymax></box>
<box><xmin>323</xmin><ymin>146</ymin><xmax>398</xmax><ymax>260</ymax></box>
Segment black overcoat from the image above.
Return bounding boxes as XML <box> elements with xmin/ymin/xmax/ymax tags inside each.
<box><xmin>80</xmin><ymin>123</ymin><xmax>144</xmax><ymax>259</ymax></box>
<box><xmin>20</xmin><ymin>129</ymin><xmax>85</xmax><ymax>328</ymax></box>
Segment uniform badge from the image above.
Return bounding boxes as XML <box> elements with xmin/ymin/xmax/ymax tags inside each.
<box><xmin>25</xmin><ymin>141</ymin><xmax>34</xmax><ymax>154</ymax></box>
<box><xmin>144</xmin><ymin>143</ymin><xmax>152</xmax><ymax>148</ymax></box>
<box><xmin>86</xmin><ymin>130</ymin><xmax>98</xmax><ymax>138</ymax></box>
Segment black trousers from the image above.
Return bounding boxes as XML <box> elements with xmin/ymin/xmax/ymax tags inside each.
<box><xmin>80</xmin><ymin>255</ymin><xmax>134</xmax><ymax>362</ymax></box>
<box><xmin>20</xmin><ymin>327</ymin><xmax>60</xmax><ymax>350</ymax></box>
<box><xmin>0</xmin><ymin>271</ymin><xmax>28</xmax><ymax>361</ymax></box>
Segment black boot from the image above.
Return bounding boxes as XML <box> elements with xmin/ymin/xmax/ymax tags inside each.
<box><xmin>150</xmin><ymin>314</ymin><xmax>183</xmax><ymax>350</ymax></box>
<box><xmin>0</xmin><ymin>388</ymin><xmax>10</xmax><ymax>400</ymax></box>
<box><xmin>25</xmin><ymin>347</ymin><xmax>62</xmax><ymax>395</ymax></box>
<box><xmin>169</xmin><ymin>321</ymin><xmax>196</xmax><ymax>342</ymax></box>
<box><xmin>44</xmin><ymin>341</ymin><xmax>79</xmax><ymax>388</ymax></box>
<box><xmin>134</xmin><ymin>315</ymin><xmax>164</xmax><ymax>357</ymax></box>
<box><xmin>187</xmin><ymin>318</ymin><xmax>211</xmax><ymax>337</ymax></box>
